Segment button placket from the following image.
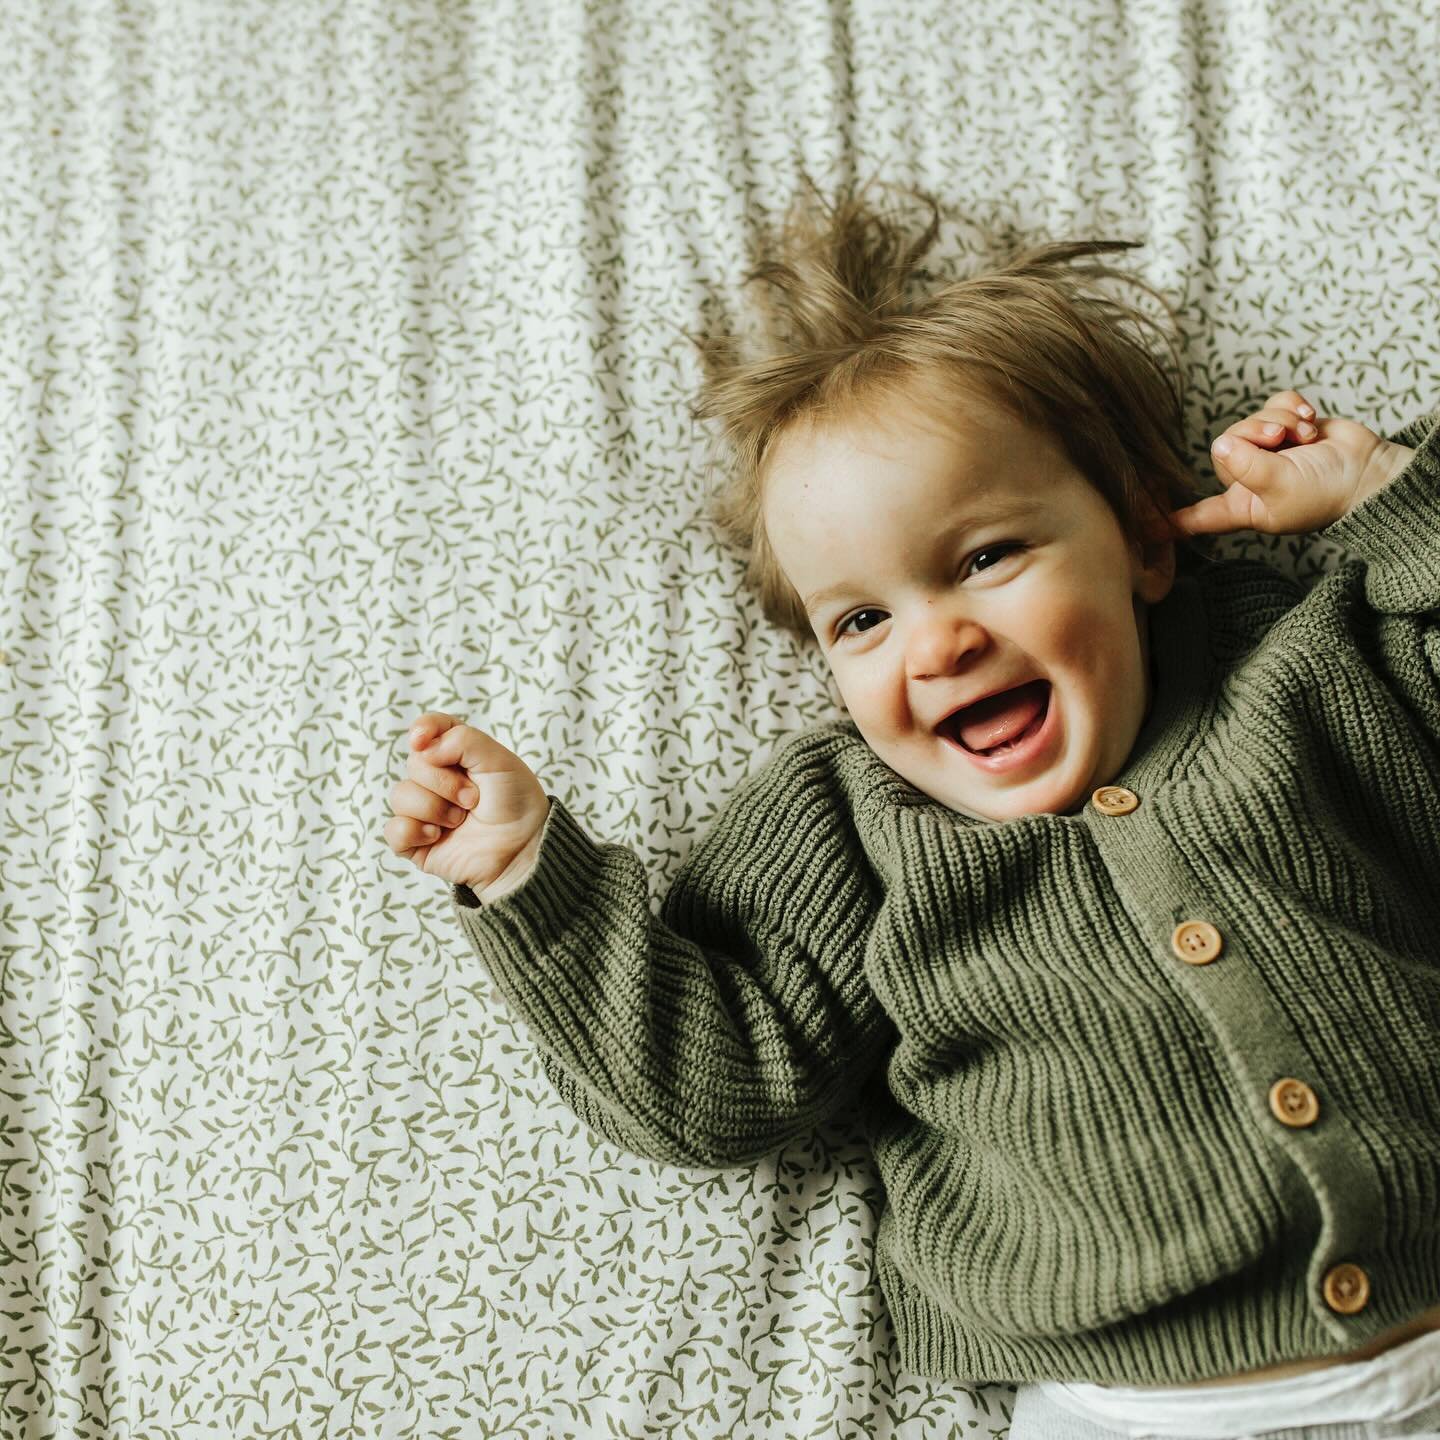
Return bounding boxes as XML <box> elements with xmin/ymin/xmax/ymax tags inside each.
<box><xmin>1082</xmin><ymin>764</ymin><xmax>1390</xmax><ymax>1336</ymax></box>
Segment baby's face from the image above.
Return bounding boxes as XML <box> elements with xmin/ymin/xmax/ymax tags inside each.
<box><xmin>762</xmin><ymin>393</ymin><xmax>1176</xmax><ymax>822</ymax></box>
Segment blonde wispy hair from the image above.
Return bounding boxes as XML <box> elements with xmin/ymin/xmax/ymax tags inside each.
<box><xmin>685</xmin><ymin>168</ymin><xmax>1217</xmax><ymax>641</ymax></box>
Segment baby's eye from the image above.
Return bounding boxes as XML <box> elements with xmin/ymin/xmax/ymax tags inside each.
<box><xmin>832</xmin><ymin>544</ymin><xmax>1025</xmax><ymax>642</ymax></box>
<box><xmin>968</xmin><ymin>542</ymin><xmax>1023</xmax><ymax>575</ymax></box>
<box><xmin>836</xmin><ymin>607</ymin><xmax>887</xmax><ymax>640</ymax></box>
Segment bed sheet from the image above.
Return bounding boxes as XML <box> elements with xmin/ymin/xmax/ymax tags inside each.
<box><xmin>2</xmin><ymin>1</ymin><xmax>1438</xmax><ymax>1437</ymax></box>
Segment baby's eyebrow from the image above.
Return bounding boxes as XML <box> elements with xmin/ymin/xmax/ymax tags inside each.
<box><xmin>804</xmin><ymin>579</ymin><xmax>860</xmax><ymax>612</ymax></box>
<box><xmin>803</xmin><ymin>497</ymin><xmax>1044</xmax><ymax>612</ymax></box>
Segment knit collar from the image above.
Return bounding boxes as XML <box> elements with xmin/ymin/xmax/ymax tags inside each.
<box><xmin>1113</xmin><ymin>570</ymin><xmax>1212</xmax><ymax>796</ymax></box>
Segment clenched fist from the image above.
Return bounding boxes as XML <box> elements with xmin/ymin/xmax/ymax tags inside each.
<box><xmin>384</xmin><ymin>711</ymin><xmax>550</xmax><ymax>899</ymax></box>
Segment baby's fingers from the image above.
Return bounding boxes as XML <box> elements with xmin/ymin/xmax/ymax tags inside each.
<box><xmin>414</xmin><ymin>717</ymin><xmax>518</xmax><ymax>777</ymax></box>
<box><xmin>1229</xmin><ymin>417</ymin><xmax>1291</xmax><ymax>448</ymax></box>
<box><xmin>1211</xmin><ymin>430</ymin><xmax>1294</xmax><ymax>489</ymax></box>
<box><xmin>1227</xmin><ymin>391</ymin><xmax>1322</xmax><ymax>450</ymax></box>
<box><xmin>389</xmin><ymin>777</ymin><xmax>473</xmax><ymax>832</ymax></box>
<box><xmin>409</xmin><ymin>711</ymin><xmax>461</xmax><ymax>751</ymax></box>
<box><xmin>384</xmin><ymin>815</ymin><xmax>439</xmax><ymax>854</ymax></box>
<box><xmin>1263</xmin><ymin>389</ymin><xmax>1317</xmax><ymax>423</ymax></box>
<box><xmin>1165</xmin><ymin>483</ymin><xmax>1263</xmax><ymax>537</ymax></box>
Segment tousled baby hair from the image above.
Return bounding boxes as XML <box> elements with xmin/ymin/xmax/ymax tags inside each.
<box><xmin>686</xmin><ymin>168</ymin><xmax>1219</xmax><ymax>642</ymax></box>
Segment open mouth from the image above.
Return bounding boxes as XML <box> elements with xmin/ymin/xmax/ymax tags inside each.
<box><xmin>939</xmin><ymin>680</ymin><xmax>1056</xmax><ymax>770</ymax></box>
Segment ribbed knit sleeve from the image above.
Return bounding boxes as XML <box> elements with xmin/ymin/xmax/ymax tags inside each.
<box><xmin>1321</xmin><ymin>410</ymin><xmax>1440</xmax><ymax>613</ymax></box>
<box><xmin>449</xmin><ymin>727</ymin><xmax>894</xmax><ymax>1168</ymax></box>
<box><xmin>1316</xmin><ymin>410</ymin><xmax>1440</xmax><ymax>741</ymax></box>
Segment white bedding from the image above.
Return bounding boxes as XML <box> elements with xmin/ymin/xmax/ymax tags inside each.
<box><xmin>3</xmin><ymin>1</ymin><xmax>1437</xmax><ymax>1435</ymax></box>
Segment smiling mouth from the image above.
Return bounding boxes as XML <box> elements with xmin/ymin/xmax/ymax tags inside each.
<box><xmin>941</xmin><ymin>679</ymin><xmax>1051</xmax><ymax>755</ymax></box>
<box><xmin>974</xmin><ymin>703</ymin><xmax>1047</xmax><ymax>755</ymax></box>
<box><xmin>938</xmin><ymin>679</ymin><xmax>1054</xmax><ymax>771</ymax></box>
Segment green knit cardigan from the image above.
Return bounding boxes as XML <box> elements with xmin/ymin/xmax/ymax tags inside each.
<box><xmin>453</xmin><ymin>412</ymin><xmax>1440</xmax><ymax>1386</ymax></box>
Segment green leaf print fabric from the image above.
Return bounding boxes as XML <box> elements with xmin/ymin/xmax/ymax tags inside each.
<box><xmin>1</xmin><ymin>1</ymin><xmax>1436</xmax><ymax>1436</ymax></box>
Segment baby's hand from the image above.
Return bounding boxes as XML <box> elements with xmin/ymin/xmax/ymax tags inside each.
<box><xmin>1160</xmin><ymin>389</ymin><xmax>1415</xmax><ymax>539</ymax></box>
<box><xmin>384</xmin><ymin>712</ymin><xmax>550</xmax><ymax>897</ymax></box>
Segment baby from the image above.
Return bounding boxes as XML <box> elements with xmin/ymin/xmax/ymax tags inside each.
<box><xmin>383</xmin><ymin>176</ymin><xmax>1440</xmax><ymax>1437</ymax></box>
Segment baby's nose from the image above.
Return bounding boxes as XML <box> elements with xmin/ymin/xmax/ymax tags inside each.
<box><xmin>905</xmin><ymin>612</ymin><xmax>988</xmax><ymax>678</ymax></box>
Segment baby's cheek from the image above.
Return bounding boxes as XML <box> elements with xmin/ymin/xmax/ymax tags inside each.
<box><xmin>1051</xmin><ymin>596</ymin><xmax>1144</xmax><ymax>702</ymax></box>
<box><xmin>1047</xmin><ymin>598</ymin><xmax>1110</xmax><ymax>673</ymax></box>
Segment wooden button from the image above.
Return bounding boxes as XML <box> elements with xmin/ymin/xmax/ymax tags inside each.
<box><xmin>1322</xmin><ymin>1263</ymin><xmax>1371</xmax><ymax>1315</ymax></box>
<box><xmin>1269</xmin><ymin>1078</ymin><xmax>1320</xmax><ymax>1127</ymax></box>
<box><xmin>1092</xmin><ymin>786</ymin><xmax>1139</xmax><ymax>815</ymax></box>
<box><xmin>1171</xmin><ymin>920</ymin><xmax>1223</xmax><ymax>965</ymax></box>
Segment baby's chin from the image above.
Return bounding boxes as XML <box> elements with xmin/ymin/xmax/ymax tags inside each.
<box><xmin>962</xmin><ymin>791</ymin><xmax>1083</xmax><ymax>823</ymax></box>
<box><xmin>920</xmin><ymin>773</ymin><xmax>1081</xmax><ymax>824</ymax></box>
<box><xmin>940</xmin><ymin>755</ymin><xmax>1094</xmax><ymax>824</ymax></box>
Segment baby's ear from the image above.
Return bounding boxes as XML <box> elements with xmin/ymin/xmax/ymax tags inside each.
<box><xmin>1133</xmin><ymin>524</ymin><xmax>1177</xmax><ymax>604</ymax></box>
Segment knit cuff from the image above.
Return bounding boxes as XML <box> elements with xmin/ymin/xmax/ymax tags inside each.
<box><xmin>1319</xmin><ymin>410</ymin><xmax>1440</xmax><ymax>613</ymax></box>
<box><xmin>448</xmin><ymin>798</ymin><xmax>641</xmax><ymax>1093</ymax></box>
<box><xmin>450</xmin><ymin>796</ymin><xmax>602</xmax><ymax>951</ymax></box>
